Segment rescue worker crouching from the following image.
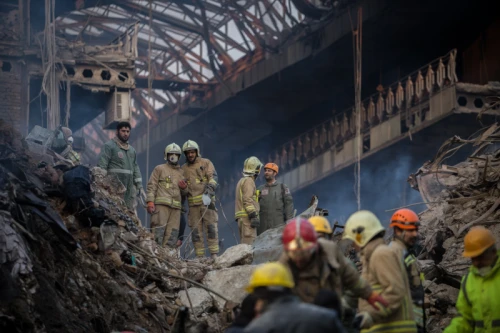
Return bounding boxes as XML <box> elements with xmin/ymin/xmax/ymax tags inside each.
<box><xmin>444</xmin><ymin>226</ymin><xmax>500</xmax><ymax>333</ymax></box>
<box><xmin>343</xmin><ymin>210</ymin><xmax>417</xmax><ymax>333</ymax></box>
<box><xmin>243</xmin><ymin>262</ymin><xmax>346</xmax><ymax>333</ymax></box>
<box><xmin>235</xmin><ymin>157</ymin><xmax>262</xmax><ymax>245</ymax></box>
<box><xmin>257</xmin><ymin>163</ymin><xmax>294</xmax><ymax>235</ymax></box>
<box><xmin>146</xmin><ymin>143</ymin><xmax>187</xmax><ymax>248</ymax></box>
<box><xmin>389</xmin><ymin>209</ymin><xmax>425</xmax><ymax>333</ymax></box>
<box><xmin>181</xmin><ymin>140</ymin><xmax>220</xmax><ymax>259</ymax></box>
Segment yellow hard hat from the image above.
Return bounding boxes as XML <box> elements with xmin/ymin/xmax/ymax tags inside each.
<box><xmin>463</xmin><ymin>226</ymin><xmax>496</xmax><ymax>258</ymax></box>
<box><xmin>343</xmin><ymin>210</ymin><xmax>385</xmax><ymax>248</ymax></box>
<box><xmin>243</xmin><ymin>156</ymin><xmax>263</xmax><ymax>176</ymax></box>
<box><xmin>164</xmin><ymin>143</ymin><xmax>181</xmax><ymax>160</ymax></box>
<box><xmin>182</xmin><ymin>140</ymin><xmax>201</xmax><ymax>156</ymax></box>
<box><xmin>245</xmin><ymin>262</ymin><xmax>295</xmax><ymax>293</ymax></box>
<box><xmin>309</xmin><ymin>216</ymin><xmax>332</xmax><ymax>235</ymax></box>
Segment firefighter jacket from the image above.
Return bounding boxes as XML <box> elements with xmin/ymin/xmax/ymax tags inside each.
<box><xmin>444</xmin><ymin>251</ymin><xmax>500</xmax><ymax>333</ymax></box>
<box><xmin>181</xmin><ymin>157</ymin><xmax>217</xmax><ymax>206</ymax></box>
<box><xmin>279</xmin><ymin>238</ymin><xmax>372</xmax><ymax>304</ymax></box>
<box><xmin>97</xmin><ymin>137</ymin><xmax>142</xmax><ymax>208</ymax></box>
<box><xmin>358</xmin><ymin>237</ymin><xmax>417</xmax><ymax>333</ymax></box>
<box><xmin>257</xmin><ymin>181</ymin><xmax>294</xmax><ymax>235</ymax></box>
<box><xmin>234</xmin><ymin>176</ymin><xmax>259</xmax><ymax>220</ymax></box>
<box><xmin>390</xmin><ymin>239</ymin><xmax>425</xmax><ymax>327</ymax></box>
<box><xmin>146</xmin><ymin>163</ymin><xmax>187</xmax><ymax>209</ymax></box>
<box><xmin>244</xmin><ymin>295</ymin><xmax>346</xmax><ymax>333</ymax></box>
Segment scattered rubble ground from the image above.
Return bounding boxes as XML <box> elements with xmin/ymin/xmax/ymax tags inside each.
<box><xmin>2</xmin><ymin>116</ymin><xmax>500</xmax><ymax>333</ymax></box>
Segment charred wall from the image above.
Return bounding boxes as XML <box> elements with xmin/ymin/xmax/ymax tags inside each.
<box><xmin>0</xmin><ymin>60</ymin><xmax>27</xmax><ymax>134</ymax></box>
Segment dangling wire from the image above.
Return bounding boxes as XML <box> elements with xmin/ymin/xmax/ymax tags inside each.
<box><xmin>144</xmin><ymin>0</ymin><xmax>154</xmax><ymax>226</ymax></box>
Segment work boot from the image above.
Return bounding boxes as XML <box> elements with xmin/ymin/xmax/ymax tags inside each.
<box><xmin>211</xmin><ymin>254</ymin><xmax>218</xmax><ymax>260</ymax></box>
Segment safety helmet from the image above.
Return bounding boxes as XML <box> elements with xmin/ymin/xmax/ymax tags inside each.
<box><xmin>390</xmin><ymin>209</ymin><xmax>420</xmax><ymax>230</ymax></box>
<box><xmin>462</xmin><ymin>226</ymin><xmax>496</xmax><ymax>258</ymax></box>
<box><xmin>245</xmin><ymin>262</ymin><xmax>295</xmax><ymax>293</ymax></box>
<box><xmin>282</xmin><ymin>217</ymin><xmax>318</xmax><ymax>251</ymax></box>
<box><xmin>343</xmin><ymin>210</ymin><xmax>385</xmax><ymax>248</ymax></box>
<box><xmin>309</xmin><ymin>216</ymin><xmax>333</xmax><ymax>235</ymax></box>
<box><xmin>264</xmin><ymin>163</ymin><xmax>279</xmax><ymax>174</ymax></box>
<box><xmin>164</xmin><ymin>143</ymin><xmax>182</xmax><ymax>160</ymax></box>
<box><xmin>243</xmin><ymin>156</ymin><xmax>263</xmax><ymax>176</ymax></box>
<box><xmin>182</xmin><ymin>140</ymin><xmax>200</xmax><ymax>157</ymax></box>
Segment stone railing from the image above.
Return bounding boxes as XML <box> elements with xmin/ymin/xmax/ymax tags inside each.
<box><xmin>217</xmin><ymin>49</ymin><xmax>458</xmax><ymax>201</ymax></box>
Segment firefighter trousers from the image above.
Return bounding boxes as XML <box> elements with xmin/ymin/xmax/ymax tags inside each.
<box><xmin>238</xmin><ymin>217</ymin><xmax>256</xmax><ymax>245</ymax></box>
<box><xmin>150</xmin><ymin>205</ymin><xmax>180</xmax><ymax>248</ymax></box>
<box><xmin>188</xmin><ymin>205</ymin><xmax>219</xmax><ymax>257</ymax></box>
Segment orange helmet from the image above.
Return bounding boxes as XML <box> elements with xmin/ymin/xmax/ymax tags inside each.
<box><xmin>264</xmin><ymin>163</ymin><xmax>279</xmax><ymax>174</ymax></box>
<box><xmin>463</xmin><ymin>226</ymin><xmax>496</xmax><ymax>258</ymax></box>
<box><xmin>390</xmin><ymin>208</ymin><xmax>420</xmax><ymax>230</ymax></box>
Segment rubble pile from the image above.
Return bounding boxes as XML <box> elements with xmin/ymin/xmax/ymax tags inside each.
<box><xmin>0</xmin><ymin>120</ymin><xmax>250</xmax><ymax>333</ymax></box>
<box><xmin>408</xmin><ymin>123</ymin><xmax>500</xmax><ymax>332</ymax></box>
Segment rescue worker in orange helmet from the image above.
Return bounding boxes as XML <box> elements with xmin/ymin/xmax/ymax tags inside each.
<box><xmin>444</xmin><ymin>227</ymin><xmax>500</xmax><ymax>333</ymax></box>
<box><xmin>146</xmin><ymin>143</ymin><xmax>187</xmax><ymax>248</ymax></box>
<box><xmin>389</xmin><ymin>209</ymin><xmax>425</xmax><ymax>333</ymax></box>
<box><xmin>234</xmin><ymin>157</ymin><xmax>262</xmax><ymax>245</ymax></box>
<box><xmin>243</xmin><ymin>262</ymin><xmax>346</xmax><ymax>333</ymax></box>
<box><xmin>257</xmin><ymin>163</ymin><xmax>294</xmax><ymax>235</ymax></box>
<box><xmin>309</xmin><ymin>216</ymin><xmax>333</xmax><ymax>240</ymax></box>
<box><xmin>181</xmin><ymin>140</ymin><xmax>219</xmax><ymax>258</ymax></box>
<box><xmin>343</xmin><ymin>210</ymin><xmax>417</xmax><ymax>333</ymax></box>
<box><xmin>278</xmin><ymin>217</ymin><xmax>389</xmax><ymax>313</ymax></box>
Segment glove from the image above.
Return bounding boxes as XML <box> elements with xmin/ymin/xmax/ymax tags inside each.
<box><xmin>248</xmin><ymin>212</ymin><xmax>260</xmax><ymax>228</ymax></box>
<box><xmin>147</xmin><ymin>202</ymin><xmax>155</xmax><ymax>214</ymax></box>
<box><xmin>353</xmin><ymin>312</ymin><xmax>373</xmax><ymax>329</ymax></box>
<box><xmin>367</xmin><ymin>291</ymin><xmax>390</xmax><ymax>311</ymax></box>
<box><xmin>178</xmin><ymin>179</ymin><xmax>188</xmax><ymax>190</ymax></box>
<box><xmin>204</xmin><ymin>183</ymin><xmax>216</xmax><ymax>197</ymax></box>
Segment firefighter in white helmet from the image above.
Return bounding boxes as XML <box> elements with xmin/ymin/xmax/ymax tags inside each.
<box><xmin>181</xmin><ymin>140</ymin><xmax>220</xmax><ymax>258</ymax></box>
<box><xmin>146</xmin><ymin>143</ymin><xmax>188</xmax><ymax>248</ymax></box>
<box><xmin>234</xmin><ymin>156</ymin><xmax>262</xmax><ymax>245</ymax></box>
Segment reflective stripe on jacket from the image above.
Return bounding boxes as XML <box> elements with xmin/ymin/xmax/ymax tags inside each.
<box><xmin>359</xmin><ymin>238</ymin><xmax>416</xmax><ymax>333</ymax></box>
<box><xmin>234</xmin><ymin>176</ymin><xmax>259</xmax><ymax>219</ymax></box>
<box><xmin>181</xmin><ymin>157</ymin><xmax>217</xmax><ymax>207</ymax></box>
<box><xmin>146</xmin><ymin>163</ymin><xmax>187</xmax><ymax>209</ymax></box>
<box><xmin>444</xmin><ymin>251</ymin><xmax>500</xmax><ymax>333</ymax></box>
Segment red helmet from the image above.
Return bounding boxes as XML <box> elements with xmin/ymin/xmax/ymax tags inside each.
<box><xmin>282</xmin><ymin>217</ymin><xmax>317</xmax><ymax>251</ymax></box>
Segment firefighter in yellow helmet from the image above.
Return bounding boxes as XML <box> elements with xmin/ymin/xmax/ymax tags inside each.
<box><xmin>309</xmin><ymin>216</ymin><xmax>333</xmax><ymax>240</ymax></box>
<box><xmin>244</xmin><ymin>262</ymin><xmax>346</xmax><ymax>333</ymax></box>
<box><xmin>146</xmin><ymin>143</ymin><xmax>187</xmax><ymax>248</ymax></box>
<box><xmin>343</xmin><ymin>210</ymin><xmax>417</xmax><ymax>333</ymax></box>
<box><xmin>234</xmin><ymin>156</ymin><xmax>262</xmax><ymax>245</ymax></box>
<box><xmin>181</xmin><ymin>140</ymin><xmax>219</xmax><ymax>258</ymax></box>
<box><xmin>444</xmin><ymin>227</ymin><xmax>499</xmax><ymax>333</ymax></box>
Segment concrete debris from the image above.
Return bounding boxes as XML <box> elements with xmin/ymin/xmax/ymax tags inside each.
<box><xmin>0</xmin><ymin>121</ymin><xmax>244</xmax><ymax>332</ymax></box>
<box><xmin>408</xmin><ymin>123</ymin><xmax>500</xmax><ymax>332</ymax></box>
<box><xmin>214</xmin><ymin>244</ymin><xmax>253</xmax><ymax>268</ymax></box>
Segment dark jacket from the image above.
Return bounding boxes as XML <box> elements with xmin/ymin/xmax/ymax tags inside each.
<box><xmin>225</xmin><ymin>325</ymin><xmax>245</xmax><ymax>333</ymax></box>
<box><xmin>257</xmin><ymin>182</ymin><xmax>294</xmax><ymax>235</ymax></box>
<box><xmin>244</xmin><ymin>295</ymin><xmax>346</xmax><ymax>333</ymax></box>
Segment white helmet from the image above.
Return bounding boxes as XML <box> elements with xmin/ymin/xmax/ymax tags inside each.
<box><xmin>243</xmin><ymin>156</ymin><xmax>263</xmax><ymax>177</ymax></box>
<box><xmin>164</xmin><ymin>143</ymin><xmax>182</xmax><ymax>164</ymax></box>
<box><xmin>343</xmin><ymin>210</ymin><xmax>385</xmax><ymax>248</ymax></box>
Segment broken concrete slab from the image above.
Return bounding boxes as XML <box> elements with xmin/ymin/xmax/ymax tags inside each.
<box><xmin>178</xmin><ymin>287</ymin><xmax>213</xmax><ymax>314</ymax></box>
<box><xmin>203</xmin><ymin>265</ymin><xmax>254</xmax><ymax>309</ymax></box>
<box><xmin>214</xmin><ymin>244</ymin><xmax>253</xmax><ymax>269</ymax></box>
<box><xmin>252</xmin><ymin>225</ymin><xmax>284</xmax><ymax>264</ymax></box>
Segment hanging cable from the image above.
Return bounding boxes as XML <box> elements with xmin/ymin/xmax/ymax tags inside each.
<box><xmin>144</xmin><ymin>0</ymin><xmax>154</xmax><ymax>226</ymax></box>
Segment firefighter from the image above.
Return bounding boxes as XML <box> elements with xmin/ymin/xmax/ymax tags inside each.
<box><xmin>181</xmin><ymin>140</ymin><xmax>219</xmax><ymax>258</ymax></box>
<box><xmin>444</xmin><ymin>226</ymin><xmax>500</xmax><ymax>333</ymax></box>
<box><xmin>257</xmin><ymin>163</ymin><xmax>294</xmax><ymax>235</ymax></box>
<box><xmin>343</xmin><ymin>210</ymin><xmax>417</xmax><ymax>333</ymax></box>
<box><xmin>97</xmin><ymin>122</ymin><xmax>143</xmax><ymax>209</ymax></box>
<box><xmin>51</xmin><ymin>126</ymin><xmax>80</xmax><ymax>165</ymax></box>
<box><xmin>389</xmin><ymin>209</ymin><xmax>425</xmax><ymax>333</ymax></box>
<box><xmin>278</xmin><ymin>217</ymin><xmax>388</xmax><ymax>310</ymax></box>
<box><xmin>243</xmin><ymin>262</ymin><xmax>346</xmax><ymax>333</ymax></box>
<box><xmin>146</xmin><ymin>143</ymin><xmax>187</xmax><ymax>248</ymax></box>
<box><xmin>235</xmin><ymin>156</ymin><xmax>262</xmax><ymax>245</ymax></box>
<box><xmin>309</xmin><ymin>216</ymin><xmax>333</xmax><ymax>240</ymax></box>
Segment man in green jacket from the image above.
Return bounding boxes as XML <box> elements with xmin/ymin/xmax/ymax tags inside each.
<box><xmin>257</xmin><ymin>162</ymin><xmax>294</xmax><ymax>235</ymax></box>
<box><xmin>444</xmin><ymin>226</ymin><xmax>500</xmax><ymax>333</ymax></box>
<box><xmin>97</xmin><ymin>122</ymin><xmax>144</xmax><ymax>209</ymax></box>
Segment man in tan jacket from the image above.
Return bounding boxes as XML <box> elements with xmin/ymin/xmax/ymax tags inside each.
<box><xmin>181</xmin><ymin>140</ymin><xmax>219</xmax><ymax>258</ymax></box>
<box><xmin>343</xmin><ymin>210</ymin><xmax>417</xmax><ymax>333</ymax></box>
<box><xmin>234</xmin><ymin>156</ymin><xmax>262</xmax><ymax>245</ymax></box>
<box><xmin>146</xmin><ymin>143</ymin><xmax>187</xmax><ymax>248</ymax></box>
